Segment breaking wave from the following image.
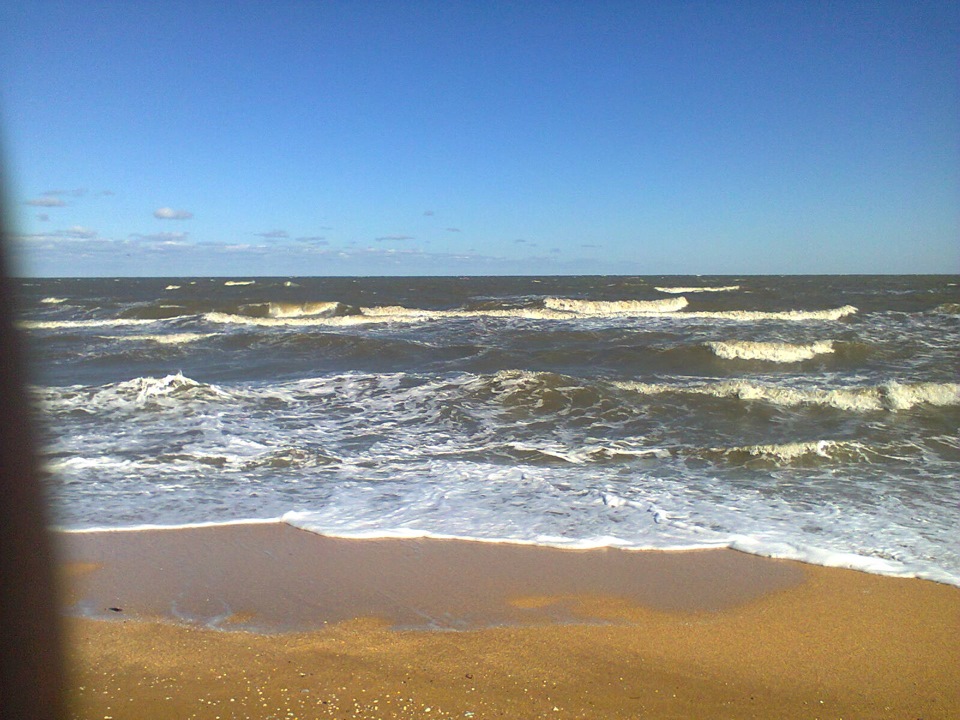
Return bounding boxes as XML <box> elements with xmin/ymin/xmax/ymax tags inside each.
<box><xmin>707</xmin><ymin>340</ymin><xmax>835</xmax><ymax>362</ymax></box>
<box><xmin>40</xmin><ymin>297</ymin><xmax>67</xmax><ymax>304</ymax></box>
<box><xmin>267</xmin><ymin>301</ymin><xmax>349</xmax><ymax>318</ymax></box>
<box><xmin>705</xmin><ymin>440</ymin><xmax>875</xmax><ymax>465</ymax></box>
<box><xmin>655</xmin><ymin>285</ymin><xmax>740</xmax><ymax>293</ymax></box>
<box><xmin>932</xmin><ymin>303</ymin><xmax>960</xmax><ymax>315</ymax></box>
<box><xmin>685</xmin><ymin>305</ymin><xmax>858</xmax><ymax>322</ymax></box>
<box><xmin>615</xmin><ymin>379</ymin><xmax>960</xmax><ymax>412</ymax></box>
<box><xmin>37</xmin><ymin>373</ymin><xmax>235</xmax><ymax>415</ymax></box>
<box><xmin>543</xmin><ymin>296</ymin><xmax>689</xmax><ymax>314</ymax></box>
<box><xmin>20</xmin><ymin>318</ymin><xmax>161</xmax><ymax>330</ymax></box>
<box><xmin>203</xmin><ymin>310</ymin><xmax>422</xmax><ymax>327</ymax></box>
<box><xmin>103</xmin><ymin>332</ymin><xmax>217</xmax><ymax>345</ymax></box>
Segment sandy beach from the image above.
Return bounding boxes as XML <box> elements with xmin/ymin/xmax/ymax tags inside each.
<box><xmin>57</xmin><ymin>522</ymin><xmax>959</xmax><ymax>719</ymax></box>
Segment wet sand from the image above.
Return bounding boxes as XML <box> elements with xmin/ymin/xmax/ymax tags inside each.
<box><xmin>58</xmin><ymin>523</ymin><xmax>960</xmax><ymax>718</ymax></box>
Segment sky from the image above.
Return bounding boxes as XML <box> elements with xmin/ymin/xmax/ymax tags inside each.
<box><xmin>1</xmin><ymin>1</ymin><xmax>957</xmax><ymax>277</ymax></box>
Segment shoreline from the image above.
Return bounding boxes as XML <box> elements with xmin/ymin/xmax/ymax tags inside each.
<box><xmin>58</xmin><ymin>523</ymin><xmax>960</xmax><ymax>718</ymax></box>
<box><xmin>58</xmin><ymin>522</ymin><xmax>809</xmax><ymax>631</ymax></box>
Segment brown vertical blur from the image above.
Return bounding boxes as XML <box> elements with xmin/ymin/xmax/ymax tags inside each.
<box><xmin>0</xmin><ymin>175</ymin><xmax>65</xmax><ymax>716</ymax></box>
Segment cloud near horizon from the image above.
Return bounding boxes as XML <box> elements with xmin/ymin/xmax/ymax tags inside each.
<box><xmin>130</xmin><ymin>231</ymin><xmax>190</xmax><ymax>243</ymax></box>
<box><xmin>61</xmin><ymin>225</ymin><xmax>98</xmax><ymax>239</ymax></box>
<box><xmin>25</xmin><ymin>196</ymin><xmax>66</xmax><ymax>207</ymax></box>
<box><xmin>153</xmin><ymin>207</ymin><xmax>194</xmax><ymax>220</ymax></box>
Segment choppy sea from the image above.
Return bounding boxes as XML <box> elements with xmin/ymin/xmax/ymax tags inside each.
<box><xmin>15</xmin><ymin>275</ymin><xmax>960</xmax><ymax>585</ymax></box>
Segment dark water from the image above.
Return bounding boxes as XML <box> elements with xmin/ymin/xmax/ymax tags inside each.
<box><xmin>15</xmin><ymin>275</ymin><xmax>960</xmax><ymax>584</ymax></box>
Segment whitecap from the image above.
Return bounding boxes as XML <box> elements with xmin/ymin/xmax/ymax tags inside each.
<box><xmin>543</xmin><ymin>296</ymin><xmax>689</xmax><ymax>315</ymax></box>
<box><xmin>19</xmin><ymin>318</ymin><xmax>161</xmax><ymax>330</ymax></box>
<box><xmin>686</xmin><ymin>305</ymin><xmax>858</xmax><ymax>322</ymax></box>
<box><xmin>655</xmin><ymin>285</ymin><xmax>740</xmax><ymax>293</ymax></box>
<box><xmin>615</xmin><ymin>379</ymin><xmax>960</xmax><ymax>412</ymax></box>
<box><xmin>707</xmin><ymin>339</ymin><xmax>835</xmax><ymax>362</ymax></box>
<box><xmin>102</xmin><ymin>332</ymin><xmax>217</xmax><ymax>345</ymax></box>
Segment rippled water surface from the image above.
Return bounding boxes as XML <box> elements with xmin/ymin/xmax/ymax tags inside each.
<box><xmin>17</xmin><ymin>275</ymin><xmax>960</xmax><ymax>585</ymax></box>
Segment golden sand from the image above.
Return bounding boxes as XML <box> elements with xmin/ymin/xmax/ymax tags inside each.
<box><xmin>59</xmin><ymin>524</ymin><xmax>960</xmax><ymax>719</ymax></box>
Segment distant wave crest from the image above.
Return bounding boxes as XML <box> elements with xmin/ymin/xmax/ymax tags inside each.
<box><xmin>543</xmin><ymin>296</ymin><xmax>689</xmax><ymax>314</ymax></box>
<box><xmin>655</xmin><ymin>285</ymin><xmax>740</xmax><ymax>293</ymax></box>
<box><xmin>686</xmin><ymin>305</ymin><xmax>858</xmax><ymax>322</ymax></box>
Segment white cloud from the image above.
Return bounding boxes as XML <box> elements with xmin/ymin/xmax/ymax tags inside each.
<box><xmin>130</xmin><ymin>232</ymin><xmax>190</xmax><ymax>243</ymax></box>
<box><xmin>154</xmin><ymin>207</ymin><xmax>194</xmax><ymax>220</ymax></box>
<box><xmin>62</xmin><ymin>226</ymin><xmax>97</xmax><ymax>239</ymax></box>
<box><xmin>25</xmin><ymin>196</ymin><xmax>66</xmax><ymax>207</ymax></box>
<box><xmin>254</xmin><ymin>230</ymin><xmax>289</xmax><ymax>239</ymax></box>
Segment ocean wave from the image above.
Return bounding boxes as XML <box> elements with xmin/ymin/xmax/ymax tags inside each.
<box><xmin>685</xmin><ymin>305</ymin><xmax>858</xmax><ymax>322</ymax></box>
<box><xmin>164</xmin><ymin>285</ymin><xmax>181</xmax><ymax>291</ymax></box>
<box><xmin>40</xmin><ymin>297</ymin><xmax>67</xmax><ymax>304</ymax></box>
<box><xmin>615</xmin><ymin>379</ymin><xmax>960</xmax><ymax>412</ymax></box>
<box><xmin>706</xmin><ymin>340</ymin><xmax>835</xmax><ymax>362</ymax></box>
<box><xmin>267</xmin><ymin>301</ymin><xmax>350</xmax><ymax>318</ymax></box>
<box><xmin>20</xmin><ymin>317</ymin><xmax>161</xmax><ymax>330</ymax></box>
<box><xmin>497</xmin><ymin>441</ymin><xmax>671</xmax><ymax>465</ymax></box>
<box><xmin>358</xmin><ymin>300</ymin><xmax>856</xmax><ymax>323</ymax></box>
<box><xmin>38</xmin><ymin>372</ymin><xmax>235</xmax><ymax>415</ymax></box>
<box><xmin>203</xmin><ymin>310</ymin><xmax>423</xmax><ymax>327</ymax></box>
<box><xmin>655</xmin><ymin>285</ymin><xmax>740</xmax><ymax>294</ymax></box>
<box><xmin>102</xmin><ymin>332</ymin><xmax>217</xmax><ymax>345</ymax></box>
<box><xmin>706</xmin><ymin>440</ymin><xmax>874</xmax><ymax>465</ymax></box>
<box><xmin>223</xmin><ymin>280</ymin><xmax>256</xmax><ymax>286</ymax></box>
<box><xmin>931</xmin><ymin>303</ymin><xmax>960</xmax><ymax>315</ymax></box>
<box><xmin>543</xmin><ymin>296</ymin><xmax>689</xmax><ymax>314</ymax></box>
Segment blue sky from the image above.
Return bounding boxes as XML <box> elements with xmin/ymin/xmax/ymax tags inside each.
<box><xmin>1</xmin><ymin>1</ymin><xmax>957</xmax><ymax>277</ymax></box>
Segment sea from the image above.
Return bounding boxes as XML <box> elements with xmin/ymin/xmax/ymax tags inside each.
<box><xmin>14</xmin><ymin>275</ymin><xmax>960</xmax><ymax>586</ymax></box>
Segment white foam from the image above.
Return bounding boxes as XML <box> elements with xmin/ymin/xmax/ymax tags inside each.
<box><xmin>203</xmin><ymin>311</ymin><xmax>423</xmax><ymax>327</ymax></box>
<box><xmin>615</xmin><ymin>379</ymin><xmax>960</xmax><ymax>412</ymax></box>
<box><xmin>103</xmin><ymin>332</ymin><xmax>216</xmax><ymax>345</ymax></box>
<box><xmin>543</xmin><ymin>296</ymin><xmax>689</xmax><ymax>315</ymax></box>
<box><xmin>712</xmin><ymin>440</ymin><xmax>872</xmax><ymax>463</ymax></box>
<box><xmin>267</xmin><ymin>301</ymin><xmax>343</xmax><ymax>318</ymax></box>
<box><xmin>707</xmin><ymin>340</ymin><xmax>835</xmax><ymax>362</ymax></box>
<box><xmin>655</xmin><ymin>285</ymin><xmax>740</xmax><ymax>293</ymax></box>
<box><xmin>224</xmin><ymin>280</ymin><xmax>256</xmax><ymax>286</ymax></box>
<box><xmin>164</xmin><ymin>285</ymin><xmax>181</xmax><ymax>290</ymax></box>
<box><xmin>40</xmin><ymin>297</ymin><xmax>67</xmax><ymax>304</ymax></box>
<box><xmin>38</xmin><ymin>372</ymin><xmax>236</xmax><ymax>416</ymax></box>
<box><xmin>504</xmin><ymin>441</ymin><xmax>671</xmax><ymax>465</ymax></box>
<box><xmin>57</xmin><ymin>517</ymin><xmax>284</xmax><ymax>533</ymax></box>
<box><xmin>687</xmin><ymin>305</ymin><xmax>858</xmax><ymax>322</ymax></box>
<box><xmin>19</xmin><ymin>317</ymin><xmax>161</xmax><ymax>330</ymax></box>
<box><xmin>727</xmin><ymin>537</ymin><xmax>960</xmax><ymax>586</ymax></box>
